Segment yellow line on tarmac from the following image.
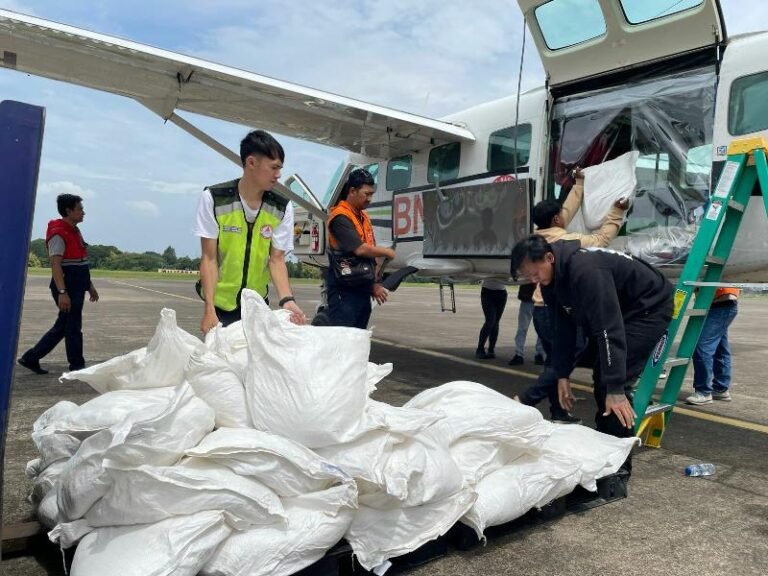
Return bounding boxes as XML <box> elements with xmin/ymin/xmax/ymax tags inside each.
<box><xmin>372</xmin><ymin>338</ymin><xmax>768</xmax><ymax>436</ymax></box>
<box><xmin>108</xmin><ymin>280</ymin><xmax>199</xmax><ymax>302</ymax></box>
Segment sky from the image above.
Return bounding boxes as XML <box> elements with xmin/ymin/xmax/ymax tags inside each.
<box><xmin>1</xmin><ymin>0</ymin><xmax>766</xmax><ymax>257</ymax></box>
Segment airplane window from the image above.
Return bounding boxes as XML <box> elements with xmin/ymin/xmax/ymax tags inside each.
<box><xmin>619</xmin><ymin>0</ymin><xmax>703</xmax><ymax>25</ymax></box>
<box><xmin>729</xmin><ymin>71</ymin><xmax>768</xmax><ymax>136</ymax></box>
<box><xmin>362</xmin><ymin>163</ymin><xmax>380</xmax><ymax>185</ymax></box>
<box><xmin>322</xmin><ymin>161</ymin><xmax>346</xmax><ymax>208</ymax></box>
<box><xmin>386</xmin><ymin>155</ymin><xmax>412</xmax><ymax>191</ymax></box>
<box><xmin>535</xmin><ymin>0</ymin><xmax>606</xmax><ymax>51</ymax></box>
<box><xmin>428</xmin><ymin>142</ymin><xmax>461</xmax><ymax>184</ymax></box>
<box><xmin>488</xmin><ymin>124</ymin><xmax>532</xmax><ymax>173</ymax></box>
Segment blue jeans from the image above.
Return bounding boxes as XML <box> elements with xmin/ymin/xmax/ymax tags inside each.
<box><xmin>692</xmin><ymin>301</ymin><xmax>738</xmax><ymax>394</ymax></box>
<box><xmin>515</xmin><ymin>301</ymin><xmax>544</xmax><ymax>357</ymax></box>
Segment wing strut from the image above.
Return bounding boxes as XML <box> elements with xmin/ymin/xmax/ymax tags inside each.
<box><xmin>139</xmin><ymin>100</ymin><xmax>327</xmax><ymax>221</ymax></box>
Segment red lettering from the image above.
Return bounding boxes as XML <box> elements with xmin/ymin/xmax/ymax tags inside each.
<box><xmin>413</xmin><ymin>193</ymin><xmax>423</xmax><ymax>235</ymax></box>
<box><xmin>394</xmin><ymin>196</ymin><xmax>411</xmax><ymax>236</ymax></box>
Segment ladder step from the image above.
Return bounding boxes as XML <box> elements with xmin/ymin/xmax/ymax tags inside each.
<box><xmin>684</xmin><ymin>308</ymin><xmax>708</xmax><ymax>317</ymax></box>
<box><xmin>644</xmin><ymin>403</ymin><xmax>674</xmax><ymax>417</ymax></box>
<box><xmin>727</xmin><ymin>199</ymin><xmax>745</xmax><ymax>212</ymax></box>
<box><xmin>705</xmin><ymin>255</ymin><xmax>726</xmax><ymax>266</ymax></box>
<box><xmin>664</xmin><ymin>357</ymin><xmax>689</xmax><ymax>368</ymax></box>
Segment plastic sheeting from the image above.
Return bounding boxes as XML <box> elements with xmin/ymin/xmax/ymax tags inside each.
<box><xmin>549</xmin><ymin>65</ymin><xmax>717</xmax><ymax>264</ymax></box>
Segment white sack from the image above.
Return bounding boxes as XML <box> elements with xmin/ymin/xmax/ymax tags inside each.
<box><xmin>57</xmin><ymin>384</ymin><xmax>214</xmax><ymax>521</ymax></box>
<box><xmin>405</xmin><ymin>381</ymin><xmax>550</xmax><ymax>448</ymax></box>
<box><xmin>29</xmin><ymin>432</ymin><xmax>81</xmax><ymax>472</ymax></box>
<box><xmin>359</xmin><ymin>429</ymin><xmax>465</xmax><ymax>509</ymax></box>
<box><xmin>316</xmin><ymin>431</ymin><xmax>397</xmax><ymax>494</ymax></box>
<box><xmin>38</xmin><ymin>488</ymin><xmax>60</xmax><ymax>528</ymax></box>
<box><xmin>570</xmin><ymin>151</ymin><xmax>639</xmax><ymax>231</ymax></box>
<box><xmin>366</xmin><ymin>362</ymin><xmax>393</xmax><ymax>393</ymax></box>
<box><xmin>33</xmin><ymin>387</ymin><xmax>177</xmax><ymax>437</ymax></box>
<box><xmin>186</xmin><ymin>348</ymin><xmax>251</xmax><ymax>428</ymax></box>
<box><xmin>69</xmin><ymin>511</ymin><xmax>233</xmax><ymax>576</ymax></box>
<box><xmin>32</xmin><ymin>401</ymin><xmax>78</xmax><ymax>432</ymax></box>
<box><xmin>185</xmin><ymin>428</ymin><xmax>351</xmax><ymax>498</ymax></box>
<box><xmin>30</xmin><ymin>459</ymin><xmax>68</xmax><ymax>503</ymax></box>
<box><xmin>449</xmin><ymin>437</ymin><xmax>514</xmax><ymax>485</ymax></box>
<box><xmin>461</xmin><ymin>452</ymin><xmax>581</xmax><ymax>538</ymax></box>
<box><xmin>85</xmin><ymin>459</ymin><xmax>284</xmax><ymax>528</ymax></box>
<box><xmin>241</xmin><ymin>290</ymin><xmax>373</xmax><ymax>448</ymax></box>
<box><xmin>62</xmin><ymin>308</ymin><xmax>204</xmax><ymax>393</ymax></box>
<box><xmin>542</xmin><ymin>423</ymin><xmax>638</xmax><ymax>491</ymax></box>
<box><xmin>204</xmin><ymin>323</ymin><xmax>248</xmax><ymax>378</ymax></box>
<box><xmin>202</xmin><ymin>484</ymin><xmax>357</xmax><ymax>576</ymax></box>
<box><xmin>346</xmin><ymin>487</ymin><xmax>477</xmax><ymax>571</ymax></box>
<box><xmin>365</xmin><ymin>400</ymin><xmax>442</xmax><ymax>436</ymax></box>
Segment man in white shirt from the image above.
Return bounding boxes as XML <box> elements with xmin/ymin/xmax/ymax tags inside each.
<box><xmin>193</xmin><ymin>130</ymin><xmax>305</xmax><ymax>332</ymax></box>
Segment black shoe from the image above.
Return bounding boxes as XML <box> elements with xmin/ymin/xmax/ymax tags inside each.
<box><xmin>18</xmin><ymin>357</ymin><xmax>49</xmax><ymax>375</ymax></box>
<box><xmin>68</xmin><ymin>363</ymin><xmax>86</xmax><ymax>371</ymax></box>
<box><xmin>534</xmin><ymin>354</ymin><xmax>545</xmax><ymax>365</ymax></box>
<box><xmin>551</xmin><ymin>413</ymin><xmax>582</xmax><ymax>425</ymax></box>
<box><xmin>487</xmin><ymin>350</ymin><xmax>496</xmax><ymax>359</ymax></box>
<box><xmin>508</xmin><ymin>355</ymin><xmax>524</xmax><ymax>366</ymax></box>
<box><xmin>475</xmin><ymin>350</ymin><xmax>493</xmax><ymax>360</ymax></box>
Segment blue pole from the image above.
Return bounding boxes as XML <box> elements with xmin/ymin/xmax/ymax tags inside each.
<box><xmin>0</xmin><ymin>100</ymin><xmax>45</xmax><ymax>545</ymax></box>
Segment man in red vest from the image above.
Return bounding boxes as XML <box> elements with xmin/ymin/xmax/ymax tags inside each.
<box><xmin>326</xmin><ymin>168</ymin><xmax>395</xmax><ymax>329</ymax></box>
<box><xmin>18</xmin><ymin>194</ymin><xmax>99</xmax><ymax>374</ymax></box>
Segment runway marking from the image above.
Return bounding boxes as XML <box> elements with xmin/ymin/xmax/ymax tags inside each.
<box><xmin>108</xmin><ymin>280</ymin><xmax>199</xmax><ymax>302</ymax></box>
<box><xmin>372</xmin><ymin>337</ymin><xmax>768</xmax><ymax>436</ymax></box>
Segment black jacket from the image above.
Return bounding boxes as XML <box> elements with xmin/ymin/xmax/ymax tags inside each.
<box><xmin>541</xmin><ymin>240</ymin><xmax>674</xmax><ymax>394</ymax></box>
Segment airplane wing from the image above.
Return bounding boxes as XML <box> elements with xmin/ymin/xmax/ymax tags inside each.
<box><xmin>0</xmin><ymin>9</ymin><xmax>475</xmax><ymax>158</ymax></box>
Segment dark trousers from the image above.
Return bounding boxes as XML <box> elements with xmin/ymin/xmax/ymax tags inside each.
<box><xmin>24</xmin><ymin>283</ymin><xmax>86</xmax><ymax>369</ymax></box>
<box><xmin>327</xmin><ymin>281</ymin><xmax>373</xmax><ymax>329</ymax></box>
<box><xmin>518</xmin><ymin>306</ymin><xmax>565</xmax><ymax>418</ymax></box>
<box><xmin>215</xmin><ymin>306</ymin><xmax>242</xmax><ymax>327</ymax></box>
<box><xmin>477</xmin><ymin>288</ymin><xmax>507</xmax><ymax>352</ymax></box>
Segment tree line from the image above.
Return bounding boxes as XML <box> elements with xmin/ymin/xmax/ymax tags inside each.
<box><xmin>27</xmin><ymin>239</ymin><xmax>322</xmax><ymax>278</ymax></box>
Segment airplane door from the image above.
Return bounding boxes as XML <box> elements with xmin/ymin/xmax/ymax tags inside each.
<box><xmin>285</xmin><ymin>174</ymin><xmax>326</xmax><ymax>256</ymax></box>
<box><xmin>711</xmin><ymin>34</ymin><xmax>768</xmax><ymax>272</ymax></box>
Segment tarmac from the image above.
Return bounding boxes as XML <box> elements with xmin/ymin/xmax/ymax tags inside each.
<box><xmin>2</xmin><ymin>275</ymin><xmax>767</xmax><ymax>575</ymax></box>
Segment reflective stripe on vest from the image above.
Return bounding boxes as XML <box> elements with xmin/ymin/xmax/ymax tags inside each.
<box><xmin>208</xmin><ymin>180</ymin><xmax>287</xmax><ymax>311</ymax></box>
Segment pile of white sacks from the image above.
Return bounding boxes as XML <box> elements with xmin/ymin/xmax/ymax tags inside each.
<box><xmin>26</xmin><ymin>289</ymin><xmax>637</xmax><ymax>576</ymax></box>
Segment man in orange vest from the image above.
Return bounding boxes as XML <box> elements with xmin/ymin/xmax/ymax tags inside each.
<box><xmin>686</xmin><ymin>288</ymin><xmax>740</xmax><ymax>404</ymax></box>
<box><xmin>18</xmin><ymin>194</ymin><xmax>99</xmax><ymax>374</ymax></box>
<box><xmin>326</xmin><ymin>168</ymin><xmax>395</xmax><ymax>329</ymax></box>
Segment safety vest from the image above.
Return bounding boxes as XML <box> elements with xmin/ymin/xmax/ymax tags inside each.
<box><xmin>328</xmin><ymin>200</ymin><xmax>375</xmax><ymax>250</ymax></box>
<box><xmin>46</xmin><ymin>219</ymin><xmax>88</xmax><ymax>264</ymax></box>
<box><xmin>714</xmin><ymin>287</ymin><xmax>740</xmax><ymax>302</ymax></box>
<box><xmin>207</xmin><ymin>179</ymin><xmax>287</xmax><ymax>311</ymax></box>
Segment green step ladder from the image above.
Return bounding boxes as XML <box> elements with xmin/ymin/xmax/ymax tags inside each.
<box><xmin>633</xmin><ymin>136</ymin><xmax>768</xmax><ymax>447</ymax></box>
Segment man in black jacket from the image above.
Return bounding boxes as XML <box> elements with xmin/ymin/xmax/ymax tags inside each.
<box><xmin>511</xmin><ymin>235</ymin><xmax>673</xmax><ymax>451</ymax></box>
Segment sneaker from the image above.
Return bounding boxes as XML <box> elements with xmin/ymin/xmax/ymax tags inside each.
<box><xmin>712</xmin><ymin>390</ymin><xmax>732</xmax><ymax>402</ymax></box>
<box><xmin>69</xmin><ymin>363</ymin><xmax>86</xmax><ymax>371</ymax></box>
<box><xmin>17</xmin><ymin>356</ymin><xmax>49</xmax><ymax>375</ymax></box>
<box><xmin>475</xmin><ymin>350</ymin><xmax>493</xmax><ymax>360</ymax></box>
<box><xmin>486</xmin><ymin>351</ymin><xmax>496</xmax><ymax>359</ymax></box>
<box><xmin>534</xmin><ymin>354</ymin><xmax>545</xmax><ymax>366</ymax></box>
<box><xmin>685</xmin><ymin>392</ymin><xmax>712</xmax><ymax>405</ymax></box>
<box><xmin>508</xmin><ymin>355</ymin><xmax>524</xmax><ymax>366</ymax></box>
<box><xmin>551</xmin><ymin>413</ymin><xmax>582</xmax><ymax>425</ymax></box>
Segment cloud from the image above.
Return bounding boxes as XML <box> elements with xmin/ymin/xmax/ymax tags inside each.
<box><xmin>125</xmin><ymin>200</ymin><xmax>160</xmax><ymax>217</ymax></box>
<box><xmin>148</xmin><ymin>181</ymin><xmax>202</xmax><ymax>196</ymax></box>
<box><xmin>0</xmin><ymin>1</ymin><xmax>37</xmax><ymax>15</ymax></box>
<box><xmin>38</xmin><ymin>180</ymin><xmax>95</xmax><ymax>198</ymax></box>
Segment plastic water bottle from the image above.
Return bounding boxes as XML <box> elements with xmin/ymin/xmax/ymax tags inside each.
<box><xmin>684</xmin><ymin>463</ymin><xmax>716</xmax><ymax>477</ymax></box>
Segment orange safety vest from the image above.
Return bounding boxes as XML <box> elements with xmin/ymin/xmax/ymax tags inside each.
<box><xmin>328</xmin><ymin>200</ymin><xmax>375</xmax><ymax>250</ymax></box>
<box><xmin>714</xmin><ymin>287</ymin><xmax>740</xmax><ymax>301</ymax></box>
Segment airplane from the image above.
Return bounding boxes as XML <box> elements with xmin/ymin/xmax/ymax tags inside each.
<box><xmin>2</xmin><ymin>0</ymin><xmax>768</xmax><ymax>311</ymax></box>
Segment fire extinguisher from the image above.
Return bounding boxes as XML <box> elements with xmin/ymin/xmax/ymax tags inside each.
<box><xmin>310</xmin><ymin>223</ymin><xmax>320</xmax><ymax>252</ymax></box>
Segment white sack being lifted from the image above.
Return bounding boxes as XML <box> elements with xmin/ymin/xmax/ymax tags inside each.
<box><xmin>240</xmin><ymin>291</ymin><xmax>374</xmax><ymax>448</ymax></box>
<box><xmin>60</xmin><ymin>308</ymin><xmax>204</xmax><ymax>393</ymax></box>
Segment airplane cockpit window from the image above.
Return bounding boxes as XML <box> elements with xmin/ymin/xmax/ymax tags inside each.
<box><xmin>428</xmin><ymin>142</ymin><xmax>461</xmax><ymax>184</ymax></box>
<box><xmin>386</xmin><ymin>155</ymin><xmax>412</xmax><ymax>191</ymax></box>
<box><xmin>619</xmin><ymin>0</ymin><xmax>704</xmax><ymax>25</ymax></box>
<box><xmin>728</xmin><ymin>71</ymin><xmax>768</xmax><ymax>136</ymax></box>
<box><xmin>535</xmin><ymin>0</ymin><xmax>607</xmax><ymax>50</ymax></box>
<box><xmin>488</xmin><ymin>123</ymin><xmax>532</xmax><ymax>173</ymax></box>
<box><xmin>548</xmin><ymin>65</ymin><xmax>717</xmax><ymax>265</ymax></box>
